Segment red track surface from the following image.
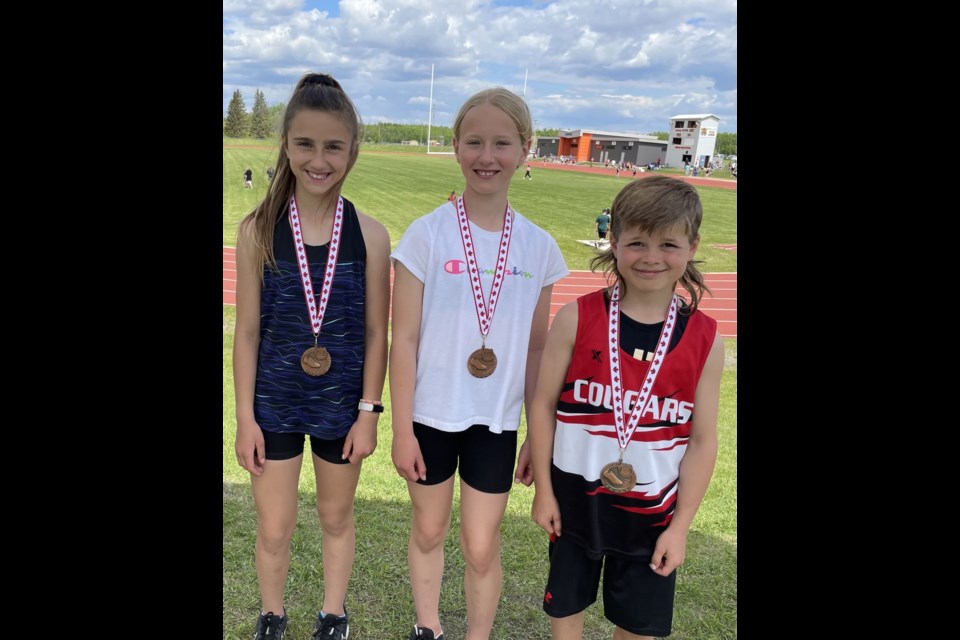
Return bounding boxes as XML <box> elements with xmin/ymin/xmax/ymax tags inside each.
<box><xmin>223</xmin><ymin>246</ymin><xmax>737</xmax><ymax>338</ymax></box>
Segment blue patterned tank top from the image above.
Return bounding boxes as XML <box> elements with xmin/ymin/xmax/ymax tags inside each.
<box><xmin>254</xmin><ymin>197</ymin><xmax>367</xmax><ymax>439</ymax></box>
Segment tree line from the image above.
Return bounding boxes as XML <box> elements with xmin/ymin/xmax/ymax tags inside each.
<box><xmin>224</xmin><ymin>89</ymin><xmax>735</xmax><ymax>155</ymax></box>
<box><xmin>223</xmin><ymin>88</ymin><xmax>455</xmax><ymax>143</ymax></box>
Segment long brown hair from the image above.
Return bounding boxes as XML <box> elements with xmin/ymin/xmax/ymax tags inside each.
<box><xmin>238</xmin><ymin>73</ymin><xmax>363</xmax><ymax>278</ymax></box>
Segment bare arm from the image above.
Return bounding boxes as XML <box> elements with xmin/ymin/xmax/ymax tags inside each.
<box><xmin>528</xmin><ymin>301</ymin><xmax>578</xmax><ymax>535</ymax></box>
<box><xmin>650</xmin><ymin>332</ymin><xmax>724</xmax><ymax>575</ymax></box>
<box><xmin>515</xmin><ymin>284</ymin><xmax>555</xmax><ymax>486</ymax></box>
<box><xmin>388</xmin><ymin>261</ymin><xmax>427</xmax><ymax>481</ymax></box>
<box><xmin>342</xmin><ymin>212</ymin><xmax>391</xmax><ymax>463</ymax></box>
<box><xmin>233</xmin><ymin>219</ymin><xmax>266</xmax><ymax>476</ymax></box>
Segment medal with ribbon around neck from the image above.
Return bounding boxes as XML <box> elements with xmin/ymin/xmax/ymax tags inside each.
<box><xmin>455</xmin><ymin>196</ymin><xmax>513</xmax><ymax>378</ymax></box>
<box><xmin>601</xmin><ymin>284</ymin><xmax>679</xmax><ymax>493</ymax></box>
<box><xmin>288</xmin><ymin>194</ymin><xmax>344</xmax><ymax>376</ymax></box>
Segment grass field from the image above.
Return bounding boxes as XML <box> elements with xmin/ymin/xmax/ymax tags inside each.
<box><xmin>222</xmin><ymin>142</ymin><xmax>737</xmax><ymax>639</ymax></box>
<box><xmin>222</xmin><ymin>142</ymin><xmax>737</xmax><ymax>273</ymax></box>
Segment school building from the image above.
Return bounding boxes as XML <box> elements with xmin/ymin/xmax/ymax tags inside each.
<box><xmin>535</xmin><ymin>129</ymin><xmax>666</xmax><ymax>166</ymax></box>
<box><xmin>533</xmin><ymin>113</ymin><xmax>722</xmax><ymax>169</ymax></box>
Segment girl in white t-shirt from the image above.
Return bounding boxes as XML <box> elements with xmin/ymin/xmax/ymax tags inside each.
<box><xmin>390</xmin><ymin>87</ymin><xmax>568</xmax><ymax>640</ymax></box>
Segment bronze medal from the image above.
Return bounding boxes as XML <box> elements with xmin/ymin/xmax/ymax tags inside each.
<box><xmin>467</xmin><ymin>347</ymin><xmax>497</xmax><ymax>378</ymax></box>
<box><xmin>600</xmin><ymin>461</ymin><xmax>637</xmax><ymax>493</ymax></box>
<box><xmin>301</xmin><ymin>346</ymin><xmax>331</xmax><ymax>376</ymax></box>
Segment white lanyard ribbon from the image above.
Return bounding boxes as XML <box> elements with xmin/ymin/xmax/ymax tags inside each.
<box><xmin>608</xmin><ymin>284</ymin><xmax>679</xmax><ymax>451</ymax></box>
<box><xmin>455</xmin><ymin>196</ymin><xmax>513</xmax><ymax>339</ymax></box>
<box><xmin>288</xmin><ymin>195</ymin><xmax>344</xmax><ymax>338</ymax></box>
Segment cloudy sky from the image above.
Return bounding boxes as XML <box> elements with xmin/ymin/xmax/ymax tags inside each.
<box><xmin>223</xmin><ymin>0</ymin><xmax>736</xmax><ymax>136</ymax></box>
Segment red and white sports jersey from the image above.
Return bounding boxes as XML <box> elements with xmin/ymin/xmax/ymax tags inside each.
<box><xmin>551</xmin><ymin>288</ymin><xmax>716</xmax><ymax>559</ymax></box>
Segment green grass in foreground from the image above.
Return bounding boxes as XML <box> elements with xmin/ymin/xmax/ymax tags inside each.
<box><xmin>223</xmin><ymin>146</ymin><xmax>737</xmax><ymax>273</ymax></box>
<box><xmin>223</xmin><ymin>306</ymin><xmax>737</xmax><ymax>639</ymax></box>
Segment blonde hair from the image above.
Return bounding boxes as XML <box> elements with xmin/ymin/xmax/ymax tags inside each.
<box><xmin>452</xmin><ymin>87</ymin><xmax>533</xmax><ymax>145</ymax></box>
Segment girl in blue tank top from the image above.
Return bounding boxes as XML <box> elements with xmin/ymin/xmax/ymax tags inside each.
<box><xmin>232</xmin><ymin>72</ymin><xmax>391</xmax><ymax>640</ymax></box>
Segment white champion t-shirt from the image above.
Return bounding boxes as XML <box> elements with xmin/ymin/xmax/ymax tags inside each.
<box><xmin>391</xmin><ymin>201</ymin><xmax>569</xmax><ymax>433</ymax></box>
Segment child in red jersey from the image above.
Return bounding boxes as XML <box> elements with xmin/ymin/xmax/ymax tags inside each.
<box><xmin>528</xmin><ymin>175</ymin><xmax>724</xmax><ymax>640</ymax></box>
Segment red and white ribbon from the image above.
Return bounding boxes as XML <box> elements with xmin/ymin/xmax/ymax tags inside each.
<box><xmin>455</xmin><ymin>196</ymin><xmax>513</xmax><ymax>338</ymax></box>
<box><xmin>608</xmin><ymin>283</ymin><xmax>679</xmax><ymax>451</ymax></box>
<box><xmin>289</xmin><ymin>195</ymin><xmax>344</xmax><ymax>338</ymax></box>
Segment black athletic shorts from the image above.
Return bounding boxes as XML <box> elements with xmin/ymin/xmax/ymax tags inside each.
<box><xmin>412</xmin><ymin>422</ymin><xmax>518</xmax><ymax>494</ymax></box>
<box><xmin>543</xmin><ymin>535</ymin><xmax>676</xmax><ymax>637</ymax></box>
<box><xmin>261</xmin><ymin>429</ymin><xmax>350</xmax><ymax>465</ymax></box>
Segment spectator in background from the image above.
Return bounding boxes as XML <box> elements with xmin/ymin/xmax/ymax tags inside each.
<box><xmin>595</xmin><ymin>207</ymin><xmax>611</xmax><ymax>248</ymax></box>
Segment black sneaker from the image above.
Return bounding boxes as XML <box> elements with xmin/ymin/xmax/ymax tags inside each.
<box><xmin>253</xmin><ymin>611</ymin><xmax>287</xmax><ymax>639</ymax></box>
<box><xmin>408</xmin><ymin>624</ymin><xmax>444</xmax><ymax>640</ymax></box>
<box><xmin>313</xmin><ymin>607</ymin><xmax>349</xmax><ymax>639</ymax></box>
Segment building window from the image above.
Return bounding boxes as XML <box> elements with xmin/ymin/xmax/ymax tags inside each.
<box><xmin>673</xmin><ymin>137</ymin><xmax>682</xmax><ymax>145</ymax></box>
<box><xmin>687</xmin><ymin>121</ymin><xmax>698</xmax><ymax>128</ymax></box>
<box><xmin>674</xmin><ymin>121</ymin><xmax>682</xmax><ymax>129</ymax></box>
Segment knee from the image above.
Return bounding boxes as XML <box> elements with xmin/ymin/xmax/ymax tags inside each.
<box><xmin>315</xmin><ymin>502</ymin><xmax>355</xmax><ymax>537</ymax></box>
<box><xmin>411</xmin><ymin>520</ymin><xmax>449</xmax><ymax>553</ymax></box>
<box><xmin>257</xmin><ymin>522</ymin><xmax>295</xmax><ymax>554</ymax></box>
<box><xmin>460</xmin><ymin>531</ymin><xmax>500</xmax><ymax>572</ymax></box>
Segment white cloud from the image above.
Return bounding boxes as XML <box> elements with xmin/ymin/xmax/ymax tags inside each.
<box><xmin>223</xmin><ymin>0</ymin><xmax>737</xmax><ymax>133</ymax></box>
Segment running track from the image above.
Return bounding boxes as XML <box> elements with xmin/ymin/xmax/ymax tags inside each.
<box><xmin>222</xmin><ymin>247</ymin><xmax>737</xmax><ymax>338</ymax></box>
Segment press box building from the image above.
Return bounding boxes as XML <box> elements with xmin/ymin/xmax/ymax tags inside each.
<box><xmin>664</xmin><ymin>114</ymin><xmax>720</xmax><ymax>168</ymax></box>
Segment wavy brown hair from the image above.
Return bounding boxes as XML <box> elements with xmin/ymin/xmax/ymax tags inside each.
<box><xmin>590</xmin><ymin>175</ymin><xmax>711</xmax><ymax>313</ymax></box>
<box><xmin>238</xmin><ymin>73</ymin><xmax>363</xmax><ymax>279</ymax></box>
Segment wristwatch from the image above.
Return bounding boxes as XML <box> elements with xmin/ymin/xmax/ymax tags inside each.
<box><xmin>358</xmin><ymin>400</ymin><xmax>384</xmax><ymax>413</ymax></box>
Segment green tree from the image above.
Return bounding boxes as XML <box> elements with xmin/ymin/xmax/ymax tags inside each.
<box><xmin>225</xmin><ymin>89</ymin><xmax>248</xmax><ymax>138</ymax></box>
<box><xmin>358</xmin><ymin>122</ymin><xmax>454</xmax><ymax>146</ymax></box>
<box><xmin>716</xmin><ymin>132</ymin><xmax>737</xmax><ymax>156</ymax></box>
<box><xmin>250</xmin><ymin>90</ymin><xmax>271</xmax><ymax>139</ymax></box>
<box><xmin>649</xmin><ymin>131</ymin><xmax>669</xmax><ymax>141</ymax></box>
<box><xmin>268</xmin><ymin>103</ymin><xmax>286</xmax><ymax>137</ymax></box>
